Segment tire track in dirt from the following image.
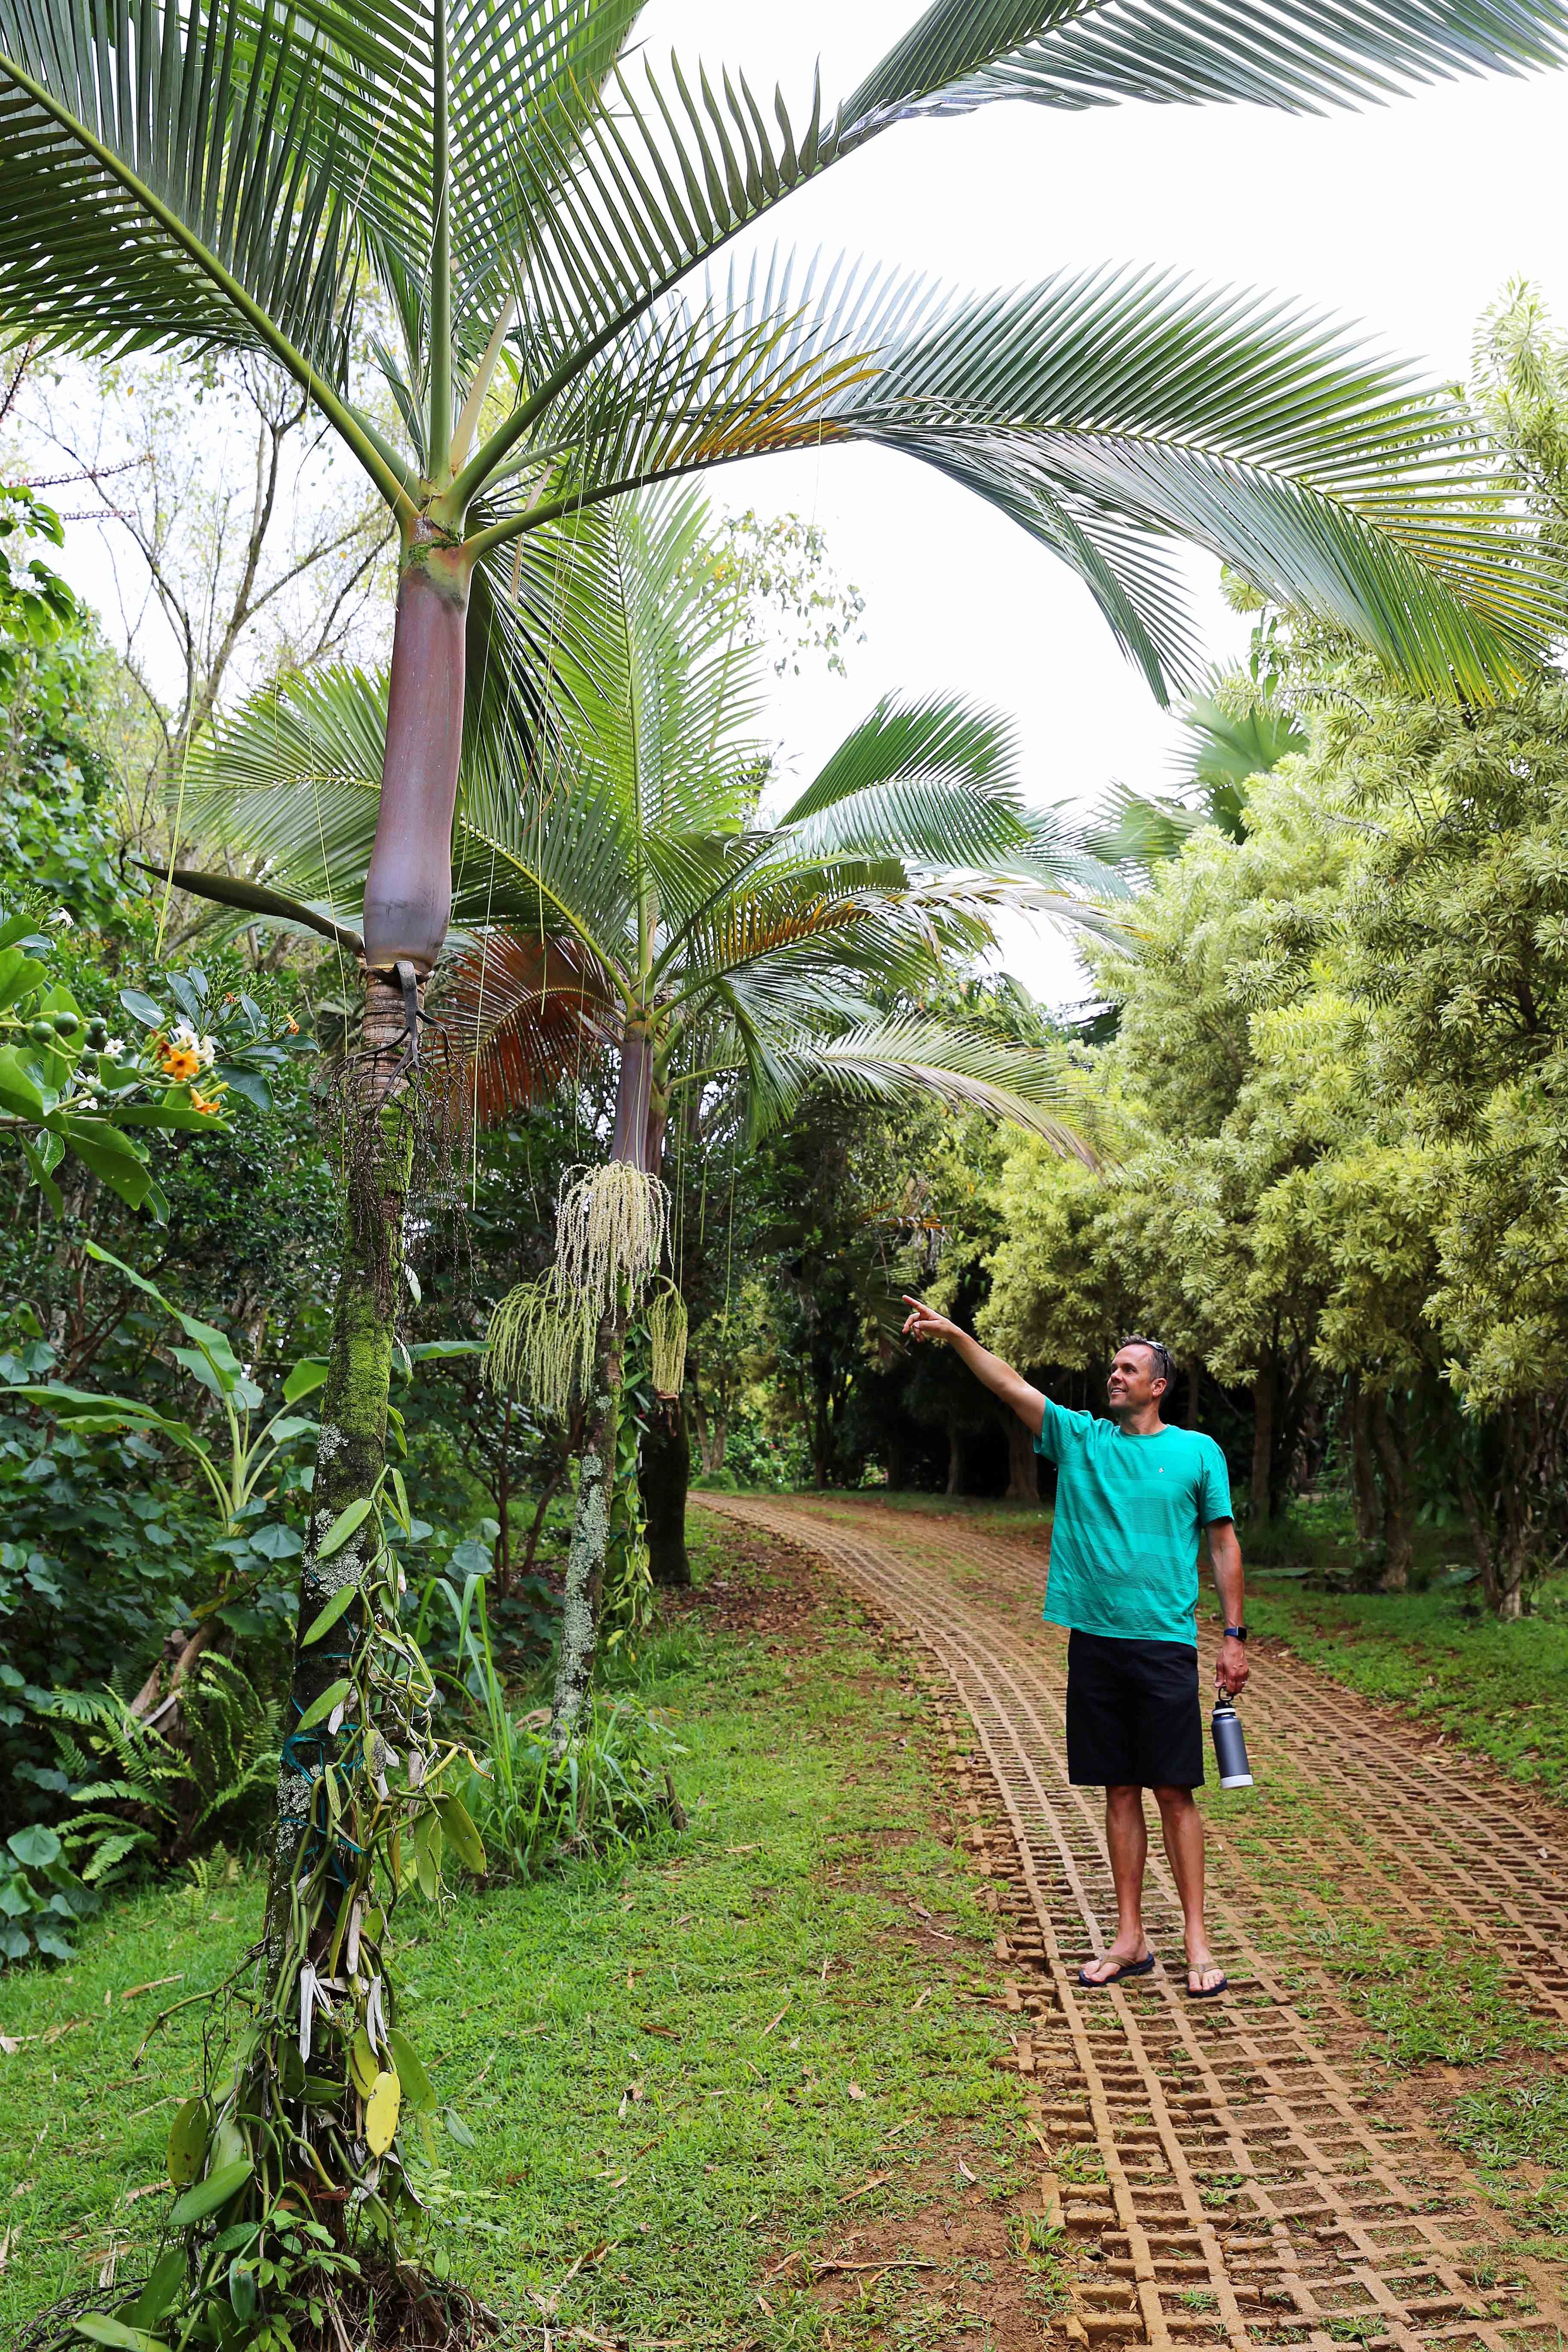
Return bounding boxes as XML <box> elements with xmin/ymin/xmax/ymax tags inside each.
<box><xmin>696</xmin><ymin>1493</ymin><xmax>1568</xmax><ymax>2352</ymax></box>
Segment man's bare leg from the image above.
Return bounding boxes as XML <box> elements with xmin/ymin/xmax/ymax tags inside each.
<box><xmin>1152</xmin><ymin>1785</ymin><xmax>1225</xmax><ymax>1992</ymax></box>
<box><xmin>1080</xmin><ymin>1783</ymin><xmax>1151</xmax><ymax>1983</ymax></box>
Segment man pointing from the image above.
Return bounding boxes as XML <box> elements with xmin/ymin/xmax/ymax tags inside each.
<box><xmin>901</xmin><ymin>1299</ymin><xmax>1246</xmax><ymax>1999</ymax></box>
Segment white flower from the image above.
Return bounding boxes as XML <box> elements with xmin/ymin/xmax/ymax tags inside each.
<box><xmin>101</xmin><ymin>1038</ymin><xmax>125</xmax><ymax>1060</ymax></box>
<box><xmin>47</xmin><ymin>910</ymin><xmax>74</xmax><ymax>928</ymax></box>
<box><xmin>169</xmin><ymin>1019</ymin><xmax>218</xmax><ymax>1068</ymax></box>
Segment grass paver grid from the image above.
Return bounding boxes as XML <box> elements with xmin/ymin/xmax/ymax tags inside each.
<box><xmin>705</xmin><ymin>1493</ymin><xmax>1568</xmax><ymax>2352</ymax></box>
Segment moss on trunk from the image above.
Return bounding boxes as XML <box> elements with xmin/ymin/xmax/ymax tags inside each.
<box><xmin>265</xmin><ymin>973</ymin><xmax>412</xmax><ymax>1958</ymax></box>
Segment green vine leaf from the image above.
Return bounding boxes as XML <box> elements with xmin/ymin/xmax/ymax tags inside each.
<box><xmin>73</xmin><ymin>2318</ymin><xmax>171</xmax><ymax>2351</ymax></box>
<box><xmin>300</xmin><ymin>1580</ymin><xmax>360</xmax><ymax>1646</ymax></box>
<box><xmin>318</xmin><ymin>1495</ymin><xmax>374</xmax><ymax>1559</ymax></box>
<box><xmin>386</xmin><ymin>2026</ymin><xmax>435</xmax><ymax>2112</ymax></box>
<box><xmin>165</xmin><ymin>2096</ymin><xmax>209</xmax><ymax>2188</ymax></box>
<box><xmin>168</xmin><ymin>2155</ymin><xmax>254</xmax><ymax>2227</ymax></box>
<box><xmin>435</xmin><ymin>1792</ymin><xmax>486</xmax><ymax>1876</ymax></box>
<box><xmin>294</xmin><ymin>1678</ymin><xmax>351</xmax><ymax>1734</ymax></box>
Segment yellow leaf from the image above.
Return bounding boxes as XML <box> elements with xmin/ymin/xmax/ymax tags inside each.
<box><xmin>350</xmin><ymin>2029</ymin><xmax>378</xmax><ymax>2099</ymax></box>
<box><xmin>365</xmin><ymin>2070</ymin><xmax>401</xmax><ymax>2156</ymax></box>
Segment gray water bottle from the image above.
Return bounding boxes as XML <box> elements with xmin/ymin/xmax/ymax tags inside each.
<box><xmin>1211</xmin><ymin>1701</ymin><xmax>1253</xmax><ymax>1789</ymax></box>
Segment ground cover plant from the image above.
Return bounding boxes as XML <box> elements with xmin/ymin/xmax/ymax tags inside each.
<box><xmin>0</xmin><ymin>1519</ymin><xmax>1062</xmax><ymax>2351</ymax></box>
<box><xmin>1245</xmin><ymin>1568</ymin><xmax>1568</xmax><ymax>1799</ymax></box>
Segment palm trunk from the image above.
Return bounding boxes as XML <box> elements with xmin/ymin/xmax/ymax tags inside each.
<box><xmin>361</xmin><ymin>537</ymin><xmax>471</xmax><ymax>973</ymax></box>
<box><xmin>266</xmin><ymin>973</ymin><xmax>410</xmax><ymax>1955</ymax></box>
<box><xmin>642</xmin><ymin>1404</ymin><xmax>692</xmax><ymax>1586</ymax></box>
<box><xmin>551</xmin><ymin>1303</ymin><xmax>624</xmax><ymax>1755</ymax></box>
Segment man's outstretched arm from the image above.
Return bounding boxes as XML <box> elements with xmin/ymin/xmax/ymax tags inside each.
<box><xmin>901</xmin><ymin>1295</ymin><xmax>1047</xmax><ymax>1436</ymax></box>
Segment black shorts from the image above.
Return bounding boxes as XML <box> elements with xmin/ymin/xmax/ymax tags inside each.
<box><xmin>1066</xmin><ymin>1629</ymin><xmax>1204</xmax><ymax>1788</ymax></box>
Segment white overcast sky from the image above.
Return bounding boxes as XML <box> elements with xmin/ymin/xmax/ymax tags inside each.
<box><xmin>639</xmin><ymin>2</ymin><xmax>1568</xmax><ymax>1001</ymax></box>
<box><xmin>36</xmin><ymin>10</ymin><xmax>1568</xmax><ymax>1004</ymax></box>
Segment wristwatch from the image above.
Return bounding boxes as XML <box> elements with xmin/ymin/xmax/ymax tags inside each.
<box><xmin>1223</xmin><ymin>1625</ymin><xmax>1247</xmax><ymax>1641</ymax></box>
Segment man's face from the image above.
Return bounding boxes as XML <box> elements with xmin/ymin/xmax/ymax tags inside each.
<box><xmin>1107</xmin><ymin>1344</ymin><xmax>1165</xmax><ymax>1418</ymax></box>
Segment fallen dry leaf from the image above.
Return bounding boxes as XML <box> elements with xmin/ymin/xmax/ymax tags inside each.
<box><xmin>121</xmin><ymin>1975</ymin><xmax>182</xmax><ymax>2004</ymax></box>
<box><xmin>0</xmin><ymin>2036</ymin><xmax>18</xmax><ymax>2058</ymax></box>
<box><xmin>958</xmin><ymin>2156</ymin><xmax>979</xmax><ymax>2185</ymax></box>
<box><xmin>842</xmin><ymin>2172</ymin><xmax>889</xmax><ymax>2202</ymax></box>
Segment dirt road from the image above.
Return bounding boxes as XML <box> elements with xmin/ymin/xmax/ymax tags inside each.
<box><xmin>697</xmin><ymin>1492</ymin><xmax>1568</xmax><ymax>2352</ymax></box>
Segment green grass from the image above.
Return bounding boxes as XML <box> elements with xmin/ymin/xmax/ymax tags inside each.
<box><xmin>1246</xmin><ymin>1566</ymin><xmax>1568</xmax><ymax>1797</ymax></box>
<box><xmin>0</xmin><ymin>1525</ymin><xmax>1026</xmax><ymax>2349</ymax></box>
<box><xmin>1444</xmin><ymin>2075</ymin><xmax>1568</xmax><ymax>2257</ymax></box>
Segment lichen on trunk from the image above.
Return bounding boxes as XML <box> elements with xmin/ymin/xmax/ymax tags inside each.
<box><xmin>550</xmin><ymin>1306</ymin><xmax>624</xmax><ymax>1756</ymax></box>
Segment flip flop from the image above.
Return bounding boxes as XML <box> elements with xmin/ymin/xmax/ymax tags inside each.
<box><xmin>1186</xmin><ymin>1966</ymin><xmax>1228</xmax><ymax>2000</ymax></box>
<box><xmin>1077</xmin><ymin>1951</ymin><xmax>1156</xmax><ymax>1987</ymax></box>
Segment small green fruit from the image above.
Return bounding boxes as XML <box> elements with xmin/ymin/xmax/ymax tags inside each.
<box><xmin>26</xmin><ymin>1018</ymin><xmax>55</xmax><ymax>1048</ymax></box>
<box><xmin>50</xmin><ymin>1011</ymin><xmax>80</xmax><ymax>1040</ymax></box>
<box><xmin>85</xmin><ymin>1017</ymin><xmax>109</xmax><ymax>1049</ymax></box>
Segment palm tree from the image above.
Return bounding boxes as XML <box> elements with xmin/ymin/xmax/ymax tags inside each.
<box><xmin>1085</xmin><ymin>674</ymin><xmax>1310</xmax><ymax>871</ymax></box>
<box><xmin>9</xmin><ymin>0</ymin><xmax>1565</xmax><ymax>1268</ymax></box>
<box><xmin>23</xmin><ymin>4</ymin><xmax>1568</xmax><ymax>2318</ymax></box>
<box><xmin>187</xmin><ymin>484</ymin><xmax>1101</xmax><ymax>1742</ymax></box>
<box><xmin>19</xmin><ymin>0</ymin><xmax>1562</xmax><ymax>1794</ymax></box>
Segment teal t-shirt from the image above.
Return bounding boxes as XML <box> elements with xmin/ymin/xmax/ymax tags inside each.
<box><xmin>1034</xmin><ymin>1398</ymin><xmax>1234</xmax><ymax>1647</ymax></box>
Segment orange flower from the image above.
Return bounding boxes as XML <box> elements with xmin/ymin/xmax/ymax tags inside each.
<box><xmin>190</xmin><ymin>1089</ymin><xmax>222</xmax><ymax>1116</ymax></box>
<box><xmin>285</xmin><ymin>1016</ymin><xmax>299</xmax><ymax>1034</ymax></box>
<box><xmin>159</xmin><ymin>1045</ymin><xmax>202</xmax><ymax>1082</ymax></box>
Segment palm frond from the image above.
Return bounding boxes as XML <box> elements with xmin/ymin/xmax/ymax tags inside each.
<box><xmin>1084</xmin><ymin>673</ymin><xmax>1309</xmax><ymax>868</ymax></box>
<box><xmin>178</xmin><ymin>667</ymin><xmax>388</xmax><ymax>924</ymax></box>
<box><xmin>842</xmin><ymin>0</ymin><xmax>1568</xmax><ymax>130</ymax></box>
<box><xmin>0</xmin><ymin>0</ymin><xmax>429</xmax><ymax>399</ymax></box>
<box><xmin>770</xmin><ymin>695</ymin><xmax>1034</xmax><ymax>874</ymax></box>
<box><xmin>432</xmin><ymin>927</ymin><xmax>615</xmax><ymax>1125</ymax></box>
<box><xmin>502</xmin><ymin>255</ymin><xmax>1556</xmax><ymax>702</ymax></box>
<box><xmin>742</xmin><ymin>1011</ymin><xmax>1096</xmax><ymax>1160</ymax></box>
